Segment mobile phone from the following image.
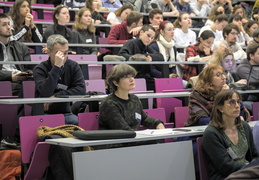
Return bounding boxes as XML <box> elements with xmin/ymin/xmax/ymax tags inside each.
<box><xmin>173</xmin><ymin>128</ymin><xmax>192</xmax><ymax>132</ymax></box>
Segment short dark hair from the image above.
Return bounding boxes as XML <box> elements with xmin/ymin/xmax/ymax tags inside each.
<box><xmin>246</xmin><ymin>43</ymin><xmax>259</xmax><ymax>61</ymax></box>
<box><xmin>228</xmin><ymin>14</ymin><xmax>242</xmax><ymax>24</ymax></box>
<box><xmin>223</xmin><ymin>24</ymin><xmax>240</xmax><ymax>39</ymax></box>
<box><xmin>107</xmin><ymin>64</ymin><xmax>137</xmax><ymax>92</ymax></box>
<box><xmin>126</xmin><ymin>11</ymin><xmax>143</xmax><ymax>26</ymax></box>
<box><xmin>141</xmin><ymin>24</ymin><xmax>155</xmax><ymax>32</ymax></box>
<box><xmin>0</xmin><ymin>13</ymin><xmax>9</xmax><ymax>19</ymax></box>
<box><xmin>197</xmin><ymin>30</ymin><xmax>215</xmax><ymax>43</ymax></box>
<box><xmin>149</xmin><ymin>8</ymin><xmax>163</xmax><ymax>19</ymax></box>
<box><xmin>214</xmin><ymin>14</ymin><xmax>228</xmax><ymax>23</ymax></box>
<box><xmin>210</xmin><ymin>89</ymin><xmax>242</xmax><ymax>130</ymax></box>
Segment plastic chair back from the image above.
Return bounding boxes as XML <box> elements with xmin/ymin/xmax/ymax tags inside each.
<box><xmin>68</xmin><ymin>54</ymin><xmax>101</xmax><ymax>79</ymax></box>
<box><xmin>22</xmin><ymin>81</ymin><xmax>35</xmax><ymax>116</ymax></box>
<box><xmin>19</xmin><ymin>114</ymin><xmax>65</xmax><ymax>164</ymax></box>
<box><xmin>30</xmin><ymin>54</ymin><xmax>48</xmax><ymax>61</ymax></box>
<box><xmin>143</xmin><ymin>108</ymin><xmax>174</xmax><ymax>128</ymax></box>
<box><xmin>0</xmin><ymin>81</ymin><xmax>12</xmax><ymax>96</ymax></box>
<box><xmin>154</xmin><ymin>78</ymin><xmax>183</xmax><ymax>122</ymax></box>
<box><xmin>252</xmin><ymin>102</ymin><xmax>259</xmax><ymax>121</ymax></box>
<box><xmin>197</xmin><ymin>137</ymin><xmax>209</xmax><ymax>180</ymax></box>
<box><xmin>78</xmin><ymin>112</ymin><xmax>99</xmax><ymax>130</ymax></box>
<box><xmin>85</xmin><ymin>79</ymin><xmax>106</xmax><ymax>93</ymax></box>
<box><xmin>19</xmin><ymin>114</ymin><xmax>65</xmax><ymax>180</ymax></box>
<box><xmin>253</xmin><ymin>121</ymin><xmax>259</xmax><ymax>153</ymax></box>
<box><xmin>174</xmin><ymin>106</ymin><xmax>189</xmax><ymax>128</ymax></box>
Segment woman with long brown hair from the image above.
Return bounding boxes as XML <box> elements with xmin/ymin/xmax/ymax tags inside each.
<box><xmin>72</xmin><ymin>7</ymin><xmax>97</xmax><ymax>55</ymax></box>
<box><xmin>9</xmin><ymin>0</ymin><xmax>42</xmax><ymax>42</ymax></box>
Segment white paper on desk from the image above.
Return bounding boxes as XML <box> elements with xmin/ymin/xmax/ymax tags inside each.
<box><xmin>136</xmin><ymin>129</ymin><xmax>174</xmax><ymax>136</ymax></box>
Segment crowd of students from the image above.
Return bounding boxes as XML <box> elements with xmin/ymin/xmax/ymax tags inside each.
<box><xmin>1</xmin><ymin>0</ymin><xmax>259</xmax><ymax>179</ymax></box>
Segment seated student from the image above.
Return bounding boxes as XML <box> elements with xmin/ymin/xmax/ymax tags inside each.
<box><xmin>72</xmin><ymin>7</ymin><xmax>98</xmax><ymax>55</ymax></box>
<box><xmin>33</xmin><ymin>35</ymin><xmax>86</xmax><ymax>125</ymax></box>
<box><xmin>118</xmin><ymin>24</ymin><xmax>164</xmax><ymax>90</ymax></box>
<box><xmin>249</xmin><ymin>29</ymin><xmax>259</xmax><ymax>46</ymax></box>
<box><xmin>208</xmin><ymin>47</ymin><xmax>247</xmax><ymax>86</ymax></box>
<box><xmin>173</xmin><ymin>0</ymin><xmax>196</xmax><ymax>17</ymax></box>
<box><xmin>202</xmin><ymin>89</ymin><xmax>258</xmax><ymax>180</ymax></box>
<box><xmin>211</xmin><ymin>0</ymin><xmax>233</xmax><ymax>15</ymax></box>
<box><xmin>228</xmin><ymin>14</ymin><xmax>251</xmax><ymax>48</ymax></box>
<box><xmin>198</xmin><ymin>14</ymin><xmax>228</xmax><ymax>45</ymax></box>
<box><xmin>244</xmin><ymin>21</ymin><xmax>259</xmax><ymax>43</ymax></box>
<box><xmin>101</xmin><ymin>0</ymin><xmax>122</xmax><ymax>9</ymax></box>
<box><xmin>106</xmin><ymin>4</ymin><xmax>133</xmax><ymax>25</ymax></box>
<box><xmin>150</xmin><ymin>0</ymin><xmax>179</xmax><ymax>16</ymax></box>
<box><xmin>0</xmin><ymin>13</ymin><xmax>33</xmax><ymax>146</ymax></box>
<box><xmin>99</xmin><ymin>64</ymin><xmax>165</xmax><ymax>130</ymax></box>
<box><xmin>42</xmin><ymin>5</ymin><xmax>73</xmax><ymax>43</ymax></box>
<box><xmin>173</xmin><ymin>12</ymin><xmax>197</xmax><ymax>49</ymax></box>
<box><xmin>212</xmin><ymin>24</ymin><xmax>247</xmax><ymax>61</ymax></box>
<box><xmin>149</xmin><ymin>21</ymin><xmax>178</xmax><ymax>78</ymax></box>
<box><xmin>122</xmin><ymin>0</ymin><xmax>151</xmax><ymax>13</ymax></box>
<box><xmin>187</xmin><ymin>64</ymin><xmax>249</xmax><ymax>126</ymax></box>
<box><xmin>9</xmin><ymin>0</ymin><xmax>42</xmax><ymax>43</ymax></box>
<box><xmin>232</xmin><ymin>5</ymin><xmax>249</xmax><ymax>24</ymax></box>
<box><xmin>205</xmin><ymin>4</ymin><xmax>225</xmax><ymax>26</ymax></box>
<box><xmin>107</xmin><ymin>11</ymin><xmax>143</xmax><ymax>44</ymax></box>
<box><xmin>190</xmin><ymin>0</ymin><xmax>211</xmax><ymax>17</ymax></box>
<box><xmin>148</xmin><ymin>8</ymin><xmax>164</xmax><ymax>30</ymax></box>
<box><xmin>183</xmin><ymin>30</ymin><xmax>215</xmax><ymax>81</ymax></box>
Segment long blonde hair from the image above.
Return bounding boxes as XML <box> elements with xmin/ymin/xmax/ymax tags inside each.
<box><xmin>73</xmin><ymin>7</ymin><xmax>95</xmax><ymax>33</ymax></box>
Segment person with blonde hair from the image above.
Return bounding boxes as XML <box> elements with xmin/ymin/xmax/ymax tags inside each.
<box><xmin>106</xmin><ymin>4</ymin><xmax>133</xmax><ymax>25</ymax></box>
<box><xmin>208</xmin><ymin>47</ymin><xmax>246</xmax><ymax>85</ymax></box>
<box><xmin>72</xmin><ymin>7</ymin><xmax>97</xmax><ymax>55</ymax></box>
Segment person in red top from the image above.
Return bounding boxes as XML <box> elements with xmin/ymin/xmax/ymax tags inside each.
<box><xmin>107</xmin><ymin>11</ymin><xmax>143</xmax><ymax>44</ymax></box>
<box><xmin>182</xmin><ymin>30</ymin><xmax>215</xmax><ymax>81</ymax></box>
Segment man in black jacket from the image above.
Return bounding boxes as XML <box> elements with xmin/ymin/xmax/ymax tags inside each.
<box><xmin>0</xmin><ymin>13</ymin><xmax>33</xmax><ymax>146</ymax></box>
<box><xmin>0</xmin><ymin>13</ymin><xmax>33</xmax><ymax>95</ymax></box>
<box><xmin>33</xmin><ymin>34</ymin><xmax>86</xmax><ymax>125</ymax></box>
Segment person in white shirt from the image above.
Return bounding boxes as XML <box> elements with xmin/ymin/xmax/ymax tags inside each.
<box><xmin>199</xmin><ymin>14</ymin><xmax>228</xmax><ymax>45</ymax></box>
<box><xmin>173</xmin><ymin>12</ymin><xmax>196</xmax><ymax>48</ymax></box>
<box><xmin>106</xmin><ymin>4</ymin><xmax>133</xmax><ymax>25</ymax></box>
<box><xmin>213</xmin><ymin>24</ymin><xmax>247</xmax><ymax>61</ymax></box>
<box><xmin>190</xmin><ymin>0</ymin><xmax>211</xmax><ymax>17</ymax></box>
<box><xmin>244</xmin><ymin>20</ymin><xmax>259</xmax><ymax>42</ymax></box>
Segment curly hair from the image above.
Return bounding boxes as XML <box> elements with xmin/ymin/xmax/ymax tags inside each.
<box><xmin>194</xmin><ymin>64</ymin><xmax>225</xmax><ymax>97</ymax></box>
<box><xmin>9</xmin><ymin>0</ymin><xmax>32</xmax><ymax>42</ymax></box>
<box><xmin>73</xmin><ymin>7</ymin><xmax>95</xmax><ymax>33</ymax></box>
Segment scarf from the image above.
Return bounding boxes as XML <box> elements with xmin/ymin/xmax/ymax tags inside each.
<box><xmin>156</xmin><ymin>34</ymin><xmax>175</xmax><ymax>68</ymax></box>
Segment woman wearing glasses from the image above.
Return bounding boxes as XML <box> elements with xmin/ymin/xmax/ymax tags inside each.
<box><xmin>202</xmin><ymin>89</ymin><xmax>258</xmax><ymax>180</ymax></box>
<box><xmin>187</xmin><ymin>64</ymin><xmax>249</xmax><ymax>126</ymax></box>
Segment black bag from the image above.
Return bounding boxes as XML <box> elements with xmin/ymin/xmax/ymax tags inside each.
<box><xmin>71</xmin><ymin>91</ymin><xmax>105</xmax><ymax>115</ymax></box>
<box><xmin>73</xmin><ymin>130</ymin><xmax>136</xmax><ymax>140</ymax></box>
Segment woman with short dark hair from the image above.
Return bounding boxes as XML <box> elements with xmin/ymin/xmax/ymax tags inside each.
<box><xmin>99</xmin><ymin>64</ymin><xmax>165</xmax><ymax>130</ymax></box>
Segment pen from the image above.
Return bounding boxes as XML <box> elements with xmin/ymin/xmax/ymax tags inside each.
<box><xmin>151</xmin><ymin>131</ymin><xmax>154</xmax><ymax>134</ymax></box>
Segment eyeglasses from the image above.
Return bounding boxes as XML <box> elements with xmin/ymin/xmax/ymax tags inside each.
<box><xmin>230</xmin><ymin>32</ymin><xmax>238</xmax><ymax>36</ymax></box>
<box><xmin>215</xmin><ymin>72</ymin><xmax>227</xmax><ymax>78</ymax></box>
<box><xmin>228</xmin><ymin>99</ymin><xmax>241</xmax><ymax>107</ymax></box>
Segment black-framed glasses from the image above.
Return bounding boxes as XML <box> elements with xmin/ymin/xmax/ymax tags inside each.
<box><xmin>228</xmin><ymin>99</ymin><xmax>241</xmax><ymax>107</ymax></box>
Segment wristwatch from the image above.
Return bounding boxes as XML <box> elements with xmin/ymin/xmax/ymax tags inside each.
<box><xmin>111</xmin><ymin>1</ymin><xmax>115</xmax><ymax>4</ymax></box>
